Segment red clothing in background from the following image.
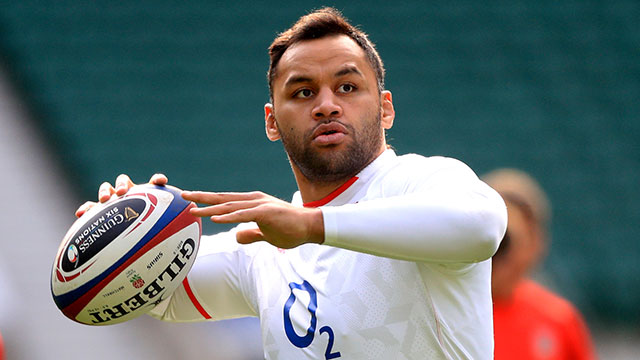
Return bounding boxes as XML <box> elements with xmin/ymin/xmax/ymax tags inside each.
<box><xmin>0</xmin><ymin>330</ymin><xmax>4</xmax><ymax>360</ymax></box>
<box><xmin>493</xmin><ymin>280</ymin><xmax>596</xmax><ymax>360</ymax></box>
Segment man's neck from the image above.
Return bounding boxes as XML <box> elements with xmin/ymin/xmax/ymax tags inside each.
<box><xmin>292</xmin><ymin>166</ymin><xmax>352</xmax><ymax>205</ymax></box>
<box><xmin>291</xmin><ymin>147</ymin><xmax>387</xmax><ymax>204</ymax></box>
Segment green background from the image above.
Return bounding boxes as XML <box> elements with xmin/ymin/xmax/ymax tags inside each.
<box><xmin>1</xmin><ymin>0</ymin><xmax>638</xmax><ymax>325</ymax></box>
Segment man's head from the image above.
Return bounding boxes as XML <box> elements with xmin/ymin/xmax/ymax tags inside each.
<box><xmin>483</xmin><ymin>169</ymin><xmax>551</xmax><ymax>299</ymax></box>
<box><xmin>267</xmin><ymin>7</ymin><xmax>385</xmax><ymax>100</ymax></box>
<box><xmin>264</xmin><ymin>8</ymin><xmax>394</xmax><ymax>187</ymax></box>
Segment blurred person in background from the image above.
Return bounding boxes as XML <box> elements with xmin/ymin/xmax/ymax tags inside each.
<box><xmin>483</xmin><ymin>169</ymin><xmax>596</xmax><ymax>360</ymax></box>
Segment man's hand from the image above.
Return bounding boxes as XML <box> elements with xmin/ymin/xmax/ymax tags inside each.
<box><xmin>182</xmin><ymin>191</ymin><xmax>325</xmax><ymax>249</ymax></box>
<box><xmin>74</xmin><ymin>173</ymin><xmax>168</xmax><ymax>217</ymax></box>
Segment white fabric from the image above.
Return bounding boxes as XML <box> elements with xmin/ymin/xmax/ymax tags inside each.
<box><xmin>150</xmin><ymin>149</ymin><xmax>507</xmax><ymax>360</ymax></box>
<box><xmin>322</xmin><ymin>152</ymin><xmax>506</xmax><ymax>263</ymax></box>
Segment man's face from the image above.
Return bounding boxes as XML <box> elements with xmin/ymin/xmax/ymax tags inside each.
<box><xmin>265</xmin><ymin>35</ymin><xmax>393</xmax><ymax>184</ymax></box>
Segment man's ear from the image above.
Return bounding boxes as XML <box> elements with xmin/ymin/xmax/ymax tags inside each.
<box><xmin>381</xmin><ymin>91</ymin><xmax>395</xmax><ymax>130</ymax></box>
<box><xmin>265</xmin><ymin>103</ymin><xmax>281</xmax><ymax>141</ymax></box>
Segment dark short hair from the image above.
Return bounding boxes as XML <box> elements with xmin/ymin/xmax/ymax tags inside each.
<box><xmin>267</xmin><ymin>7</ymin><xmax>385</xmax><ymax>100</ymax></box>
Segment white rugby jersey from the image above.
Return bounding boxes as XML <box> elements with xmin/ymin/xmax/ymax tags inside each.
<box><xmin>150</xmin><ymin>149</ymin><xmax>507</xmax><ymax>360</ymax></box>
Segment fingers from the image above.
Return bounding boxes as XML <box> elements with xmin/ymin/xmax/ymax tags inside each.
<box><xmin>75</xmin><ymin>201</ymin><xmax>97</xmax><ymax>218</ymax></box>
<box><xmin>184</xmin><ymin>191</ymin><xmax>282</xmax><ymax>225</ymax></box>
<box><xmin>189</xmin><ymin>199</ymin><xmax>267</xmax><ymax>218</ymax></box>
<box><xmin>149</xmin><ymin>173</ymin><xmax>168</xmax><ymax>186</ymax></box>
<box><xmin>182</xmin><ymin>191</ymin><xmax>270</xmax><ymax>205</ymax></box>
<box><xmin>99</xmin><ymin>174</ymin><xmax>133</xmax><ymax>202</ymax></box>
<box><xmin>236</xmin><ymin>228</ymin><xmax>265</xmax><ymax>244</ymax></box>
<box><xmin>115</xmin><ymin>174</ymin><xmax>135</xmax><ymax>196</ymax></box>
<box><xmin>98</xmin><ymin>181</ymin><xmax>116</xmax><ymax>203</ymax></box>
<box><xmin>84</xmin><ymin>173</ymin><xmax>165</xmax><ymax>217</ymax></box>
<box><xmin>98</xmin><ymin>173</ymin><xmax>165</xmax><ymax>203</ymax></box>
<box><xmin>201</xmin><ymin>204</ymin><xmax>267</xmax><ymax>224</ymax></box>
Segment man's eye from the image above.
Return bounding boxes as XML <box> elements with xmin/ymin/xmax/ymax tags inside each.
<box><xmin>338</xmin><ymin>84</ymin><xmax>355</xmax><ymax>93</ymax></box>
<box><xmin>294</xmin><ymin>89</ymin><xmax>313</xmax><ymax>98</ymax></box>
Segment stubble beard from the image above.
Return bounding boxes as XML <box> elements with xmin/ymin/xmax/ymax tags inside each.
<box><xmin>277</xmin><ymin>112</ymin><xmax>383</xmax><ymax>184</ymax></box>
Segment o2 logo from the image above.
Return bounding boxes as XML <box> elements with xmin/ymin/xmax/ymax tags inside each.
<box><xmin>283</xmin><ymin>280</ymin><xmax>341</xmax><ymax>359</ymax></box>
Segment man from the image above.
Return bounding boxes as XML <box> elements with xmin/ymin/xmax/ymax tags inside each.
<box><xmin>77</xmin><ymin>8</ymin><xmax>507</xmax><ymax>359</ymax></box>
<box><xmin>484</xmin><ymin>169</ymin><xmax>596</xmax><ymax>359</ymax></box>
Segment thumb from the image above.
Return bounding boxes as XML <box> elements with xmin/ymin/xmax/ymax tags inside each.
<box><xmin>236</xmin><ymin>228</ymin><xmax>265</xmax><ymax>244</ymax></box>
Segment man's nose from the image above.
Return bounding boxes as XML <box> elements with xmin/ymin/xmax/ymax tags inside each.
<box><xmin>312</xmin><ymin>88</ymin><xmax>342</xmax><ymax>120</ymax></box>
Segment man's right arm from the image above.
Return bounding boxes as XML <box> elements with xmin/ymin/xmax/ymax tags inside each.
<box><xmin>149</xmin><ymin>226</ymin><xmax>259</xmax><ymax>322</ymax></box>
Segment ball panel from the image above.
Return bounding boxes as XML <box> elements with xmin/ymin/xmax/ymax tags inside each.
<box><xmin>59</xmin><ymin>198</ymin><xmax>147</xmax><ymax>273</ymax></box>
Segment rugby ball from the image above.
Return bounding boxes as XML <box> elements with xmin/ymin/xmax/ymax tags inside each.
<box><xmin>51</xmin><ymin>184</ymin><xmax>201</xmax><ymax>325</ymax></box>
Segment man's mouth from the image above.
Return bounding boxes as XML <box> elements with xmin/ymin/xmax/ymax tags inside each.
<box><xmin>312</xmin><ymin>122</ymin><xmax>348</xmax><ymax>145</ymax></box>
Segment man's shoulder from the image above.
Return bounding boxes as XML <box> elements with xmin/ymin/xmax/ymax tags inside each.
<box><xmin>396</xmin><ymin>153</ymin><xmax>470</xmax><ymax>168</ymax></box>
<box><xmin>387</xmin><ymin>152</ymin><xmax>477</xmax><ymax>180</ymax></box>
<box><xmin>357</xmin><ymin>152</ymin><xmax>481</xmax><ymax>198</ymax></box>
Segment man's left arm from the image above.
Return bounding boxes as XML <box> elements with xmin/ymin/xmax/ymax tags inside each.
<box><xmin>322</xmin><ymin>177</ymin><xmax>507</xmax><ymax>263</ymax></box>
<box><xmin>183</xmin><ymin>162</ymin><xmax>506</xmax><ymax>264</ymax></box>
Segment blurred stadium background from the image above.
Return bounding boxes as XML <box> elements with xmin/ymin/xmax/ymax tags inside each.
<box><xmin>0</xmin><ymin>1</ymin><xmax>638</xmax><ymax>359</ymax></box>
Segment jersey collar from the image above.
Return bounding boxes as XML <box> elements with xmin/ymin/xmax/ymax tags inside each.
<box><xmin>301</xmin><ymin>149</ymin><xmax>397</xmax><ymax>208</ymax></box>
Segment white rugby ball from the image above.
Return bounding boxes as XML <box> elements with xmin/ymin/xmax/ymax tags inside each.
<box><xmin>51</xmin><ymin>184</ymin><xmax>201</xmax><ymax>325</ymax></box>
